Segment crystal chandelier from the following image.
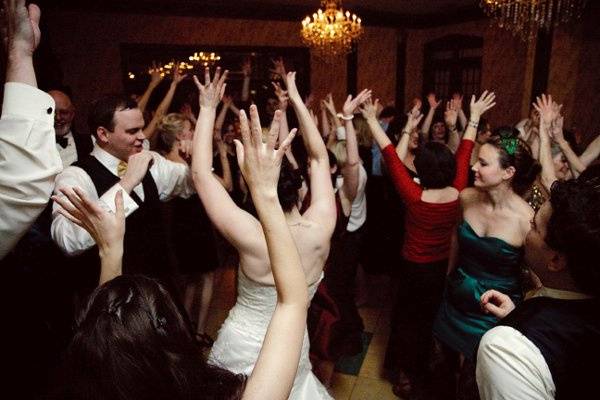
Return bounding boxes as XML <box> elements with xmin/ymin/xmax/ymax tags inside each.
<box><xmin>189</xmin><ymin>51</ymin><xmax>222</xmax><ymax>67</ymax></box>
<box><xmin>301</xmin><ymin>0</ymin><xmax>363</xmax><ymax>61</ymax></box>
<box><xmin>480</xmin><ymin>0</ymin><xmax>587</xmax><ymax>41</ymax></box>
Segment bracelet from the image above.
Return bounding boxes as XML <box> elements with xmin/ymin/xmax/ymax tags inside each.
<box><xmin>448</xmin><ymin>124</ymin><xmax>457</xmax><ymax>131</ymax></box>
<box><xmin>337</xmin><ymin>113</ymin><xmax>354</xmax><ymax>121</ymax></box>
<box><xmin>468</xmin><ymin>119</ymin><xmax>479</xmax><ymax>129</ymax></box>
<box><xmin>401</xmin><ymin>130</ymin><xmax>411</xmax><ymax>136</ymax></box>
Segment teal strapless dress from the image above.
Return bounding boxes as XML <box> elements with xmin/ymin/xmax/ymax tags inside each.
<box><xmin>433</xmin><ymin>221</ymin><xmax>523</xmax><ymax>359</ymax></box>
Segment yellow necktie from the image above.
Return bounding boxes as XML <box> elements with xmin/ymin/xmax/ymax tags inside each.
<box><xmin>117</xmin><ymin>161</ymin><xmax>128</xmax><ymax>177</ymax></box>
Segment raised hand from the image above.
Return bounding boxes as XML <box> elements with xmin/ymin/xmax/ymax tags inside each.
<box><xmin>359</xmin><ymin>98</ymin><xmax>380</xmax><ymax>121</ymax></box>
<box><xmin>342</xmin><ymin>89</ymin><xmax>372</xmax><ymax>117</ymax></box>
<box><xmin>270</xmin><ymin>57</ymin><xmax>287</xmax><ymax>80</ymax></box>
<box><xmin>52</xmin><ymin>187</ymin><xmax>125</xmax><ymax>255</ymax></box>
<box><xmin>451</xmin><ymin>93</ymin><xmax>464</xmax><ymax>111</ymax></box>
<box><xmin>552</xmin><ymin>115</ymin><xmax>565</xmax><ymax>143</ymax></box>
<box><xmin>283</xmin><ymin>71</ymin><xmax>301</xmax><ymax>102</ymax></box>
<box><xmin>411</xmin><ymin>97</ymin><xmax>422</xmax><ymax>112</ymax></box>
<box><xmin>148</xmin><ymin>61</ymin><xmax>163</xmax><ymax>86</ymax></box>
<box><xmin>271</xmin><ymin>81</ymin><xmax>289</xmax><ymax>111</ymax></box>
<box><xmin>427</xmin><ymin>93</ymin><xmax>442</xmax><ymax>109</ymax></box>
<box><xmin>233</xmin><ymin>106</ymin><xmax>296</xmax><ymax>197</ymax></box>
<box><xmin>322</xmin><ymin>93</ymin><xmax>337</xmax><ymax>117</ymax></box>
<box><xmin>444</xmin><ymin>100</ymin><xmax>459</xmax><ymax>128</ymax></box>
<box><xmin>532</xmin><ymin>94</ymin><xmax>558</xmax><ymax>129</ymax></box>
<box><xmin>172</xmin><ymin>65</ymin><xmax>187</xmax><ymax>85</ymax></box>
<box><xmin>480</xmin><ymin>289</ymin><xmax>515</xmax><ymax>319</ymax></box>
<box><xmin>193</xmin><ymin>66</ymin><xmax>228</xmax><ymax>109</ymax></box>
<box><xmin>3</xmin><ymin>0</ymin><xmax>41</xmax><ymax>56</ymax></box>
<box><xmin>469</xmin><ymin>90</ymin><xmax>496</xmax><ymax>118</ymax></box>
<box><xmin>405</xmin><ymin>107</ymin><xmax>424</xmax><ymax>132</ymax></box>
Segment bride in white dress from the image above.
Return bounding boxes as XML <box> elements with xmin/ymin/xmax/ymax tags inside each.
<box><xmin>192</xmin><ymin>67</ymin><xmax>336</xmax><ymax>399</ymax></box>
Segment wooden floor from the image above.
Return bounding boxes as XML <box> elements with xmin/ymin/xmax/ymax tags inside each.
<box><xmin>203</xmin><ymin>265</ymin><xmax>401</xmax><ymax>400</ymax></box>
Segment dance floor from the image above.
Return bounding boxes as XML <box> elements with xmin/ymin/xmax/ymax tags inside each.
<box><xmin>205</xmin><ymin>266</ymin><xmax>400</xmax><ymax>400</ymax></box>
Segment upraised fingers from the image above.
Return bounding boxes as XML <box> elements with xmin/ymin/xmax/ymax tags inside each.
<box><xmin>267</xmin><ymin>110</ymin><xmax>281</xmax><ymax>151</ymax></box>
<box><xmin>249</xmin><ymin>104</ymin><xmax>263</xmax><ymax>145</ymax></box>
<box><xmin>238</xmin><ymin>109</ymin><xmax>252</xmax><ymax>147</ymax></box>
<box><xmin>192</xmin><ymin>75</ymin><xmax>203</xmax><ymax>90</ymax></box>
<box><xmin>276</xmin><ymin>128</ymin><xmax>297</xmax><ymax>159</ymax></box>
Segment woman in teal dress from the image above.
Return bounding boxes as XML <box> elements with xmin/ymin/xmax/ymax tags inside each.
<box><xmin>434</xmin><ymin>127</ymin><xmax>540</xmax><ymax>362</ymax></box>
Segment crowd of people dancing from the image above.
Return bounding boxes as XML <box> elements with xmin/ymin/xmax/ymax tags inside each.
<box><xmin>2</xmin><ymin>1</ymin><xmax>599</xmax><ymax>399</ymax></box>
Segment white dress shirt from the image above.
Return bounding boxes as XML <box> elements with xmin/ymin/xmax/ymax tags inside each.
<box><xmin>476</xmin><ymin>287</ymin><xmax>594</xmax><ymax>400</ymax></box>
<box><xmin>51</xmin><ymin>145</ymin><xmax>195</xmax><ymax>255</ymax></box>
<box><xmin>0</xmin><ymin>82</ymin><xmax>63</xmax><ymax>260</ymax></box>
<box><xmin>56</xmin><ymin>130</ymin><xmax>78</xmax><ymax>167</ymax></box>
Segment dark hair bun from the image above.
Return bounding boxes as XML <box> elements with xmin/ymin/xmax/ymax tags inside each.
<box><xmin>278</xmin><ymin>158</ymin><xmax>302</xmax><ymax>212</ymax></box>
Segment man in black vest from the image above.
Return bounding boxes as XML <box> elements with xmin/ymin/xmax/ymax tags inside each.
<box><xmin>48</xmin><ymin>89</ymin><xmax>93</xmax><ymax>167</ymax></box>
<box><xmin>476</xmin><ymin>167</ymin><xmax>600</xmax><ymax>400</ymax></box>
<box><xmin>51</xmin><ymin>94</ymin><xmax>195</xmax><ymax>294</ymax></box>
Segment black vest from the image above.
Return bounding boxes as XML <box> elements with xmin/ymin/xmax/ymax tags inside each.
<box><xmin>500</xmin><ymin>296</ymin><xmax>600</xmax><ymax>400</ymax></box>
<box><xmin>71</xmin><ymin>156</ymin><xmax>171</xmax><ymax>291</ymax></box>
<box><xmin>71</xmin><ymin>129</ymin><xmax>94</xmax><ymax>162</ymax></box>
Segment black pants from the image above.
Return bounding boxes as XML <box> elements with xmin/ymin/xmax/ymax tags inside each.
<box><xmin>384</xmin><ymin>258</ymin><xmax>448</xmax><ymax>381</ymax></box>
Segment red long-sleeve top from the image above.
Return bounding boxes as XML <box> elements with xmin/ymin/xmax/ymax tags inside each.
<box><xmin>381</xmin><ymin>139</ymin><xmax>474</xmax><ymax>263</ymax></box>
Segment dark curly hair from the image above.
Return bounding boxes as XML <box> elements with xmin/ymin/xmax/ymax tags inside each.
<box><xmin>57</xmin><ymin>275</ymin><xmax>245</xmax><ymax>400</ymax></box>
<box><xmin>414</xmin><ymin>141</ymin><xmax>456</xmax><ymax>189</ymax></box>
<box><xmin>546</xmin><ymin>167</ymin><xmax>600</xmax><ymax>296</ymax></box>
<box><xmin>486</xmin><ymin>126</ymin><xmax>541</xmax><ymax>196</ymax></box>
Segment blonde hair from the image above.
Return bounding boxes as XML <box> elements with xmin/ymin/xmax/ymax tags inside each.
<box><xmin>331</xmin><ymin>140</ymin><xmax>348</xmax><ymax>168</ymax></box>
<box><xmin>353</xmin><ymin>116</ymin><xmax>372</xmax><ymax>147</ymax></box>
<box><xmin>155</xmin><ymin>113</ymin><xmax>188</xmax><ymax>155</ymax></box>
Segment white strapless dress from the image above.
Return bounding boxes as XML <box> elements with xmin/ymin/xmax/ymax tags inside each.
<box><xmin>208</xmin><ymin>270</ymin><xmax>332</xmax><ymax>400</ymax></box>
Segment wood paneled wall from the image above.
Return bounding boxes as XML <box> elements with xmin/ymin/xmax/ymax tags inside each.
<box><xmin>44</xmin><ymin>10</ymin><xmax>397</xmax><ymax>131</ymax></box>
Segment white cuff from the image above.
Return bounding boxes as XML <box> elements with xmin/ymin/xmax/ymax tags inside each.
<box><xmin>336</xmin><ymin>126</ymin><xmax>346</xmax><ymax>140</ymax></box>
<box><xmin>2</xmin><ymin>82</ymin><xmax>55</xmax><ymax>124</ymax></box>
<box><xmin>99</xmin><ymin>183</ymin><xmax>139</xmax><ymax>216</ymax></box>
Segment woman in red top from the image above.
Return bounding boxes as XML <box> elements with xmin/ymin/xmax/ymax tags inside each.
<box><xmin>361</xmin><ymin>92</ymin><xmax>496</xmax><ymax>399</ymax></box>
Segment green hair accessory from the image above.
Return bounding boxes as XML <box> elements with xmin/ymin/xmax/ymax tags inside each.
<box><xmin>499</xmin><ymin>131</ymin><xmax>518</xmax><ymax>156</ymax></box>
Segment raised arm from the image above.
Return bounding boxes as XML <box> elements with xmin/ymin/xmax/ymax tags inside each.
<box><xmin>452</xmin><ymin>91</ymin><xmax>495</xmax><ymax>190</ymax></box>
<box><xmin>452</xmin><ymin>94</ymin><xmax>468</xmax><ymax>131</ymax></box>
<box><xmin>421</xmin><ymin>93</ymin><xmax>441</xmax><ymax>139</ymax></box>
<box><xmin>215</xmin><ymin>94</ymin><xmax>232</xmax><ymax>133</ymax></box>
<box><xmin>285</xmin><ymin>71</ymin><xmax>336</xmax><ymax>230</ymax></box>
<box><xmin>271</xmin><ymin>81</ymin><xmax>298</xmax><ymax>169</ymax></box>
<box><xmin>137</xmin><ymin>63</ymin><xmax>163</xmax><ymax>113</ymax></box>
<box><xmin>396</xmin><ymin>106</ymin><xmax>424</xmax><ymax>161</ymax></box>
<box><xmin>52</xmin><ymin>188</ymin><xmax>125</xmax><ymax>286</ymax></box>
<box><xmin>580</xmin><ymin>134</ymin><xmax>600</xmax><ymax>168</ymax></box>
<box><xmin>533</xmin><ymin>94</ymin><xmax>558</xmax><ymax>191</ymax></box>
<box><xmin>552</xmin><ymin>115</ymin><xmax>586</xmax><ymax>177</ymax></box>
<box><xmin>233</xmin><ymin>106</ymin><xmax>306</xmax><ymax>400</ymax></box>
<box><xmin>191</xmin><ymin>67</ymin><xmax>262</xmax><ymax>251</ymax></box>
<box><xmin>361</xmin><ymin>99</ymin><xmax>422</xmax><ymax>202</ymax></box>
<box><xmin>445</xmin><ymin>100</ymin><xmax>461</xmax><ymax>152</ymax></box>
<box><xmin>143</xmin><ymin>66</ymin><xmax>187</xmax><ymax>141</ymax></box>
<box><xmin>339</xmin><ymin>89</ymin><xmax>371</xmax><ymax>202</ymax></box>
<box><xmin>214</xmin><ymin>133</ymin><xmax>233</xmax><ymax>192</ymax></box>
<box><xmin>0</xmin><ymin>0</ymin><xmax>63</xmax><ymax>259</ymax></box>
